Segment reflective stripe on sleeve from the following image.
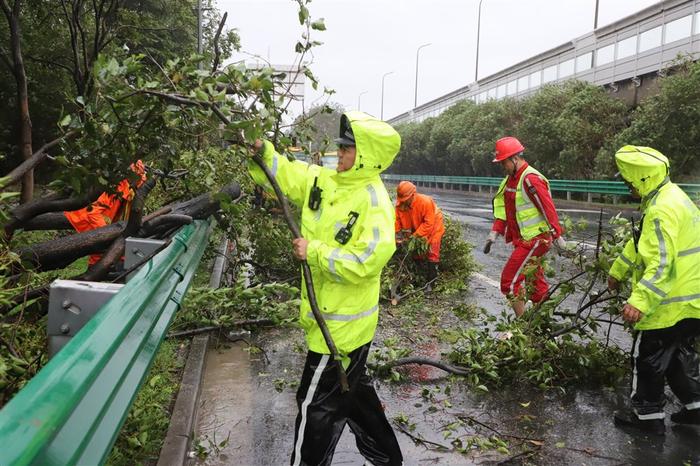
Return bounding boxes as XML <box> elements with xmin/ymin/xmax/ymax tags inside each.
<box><xmin>366</xmin><ymin>185</ymin><xmax>378</xmax><ymax>207</ymax></box>
<box><xmin>650</xmin><ymin>218</ymin><xmax>667</xmax><ymax>283</ymax></box>
<box><xmin>639</xmin><ymin>278</ymin><xmax>667</xmax><ymax>297</ymax></box>
<box><xmin>685</xmin><ymin>401</ymin><xmax>700</xmax><ymax>410</ymax></box>
<box><xmin>326</xmin><ymin>228</ymin><xmax>381</xmax><ymax>281</ymax></box>
<box><xmin>619</xmin><ymin>254</ymin><xmax>635</xmax><ymax>268</ymax></box>
<box><xmin>271</xmin><ymin>154</ymin><xmax>279</xmax><ymax>177</ymax></box>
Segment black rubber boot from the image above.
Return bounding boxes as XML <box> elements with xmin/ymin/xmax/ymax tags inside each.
<box><xmin>613</xmin><ymin>410</ymin><xmax>665</xmax><ymax>436</ymax></box>
<box><xmin>671</xmin><ymin>408</ymin><xmax>700</xmax><ymax>425</ymax></box>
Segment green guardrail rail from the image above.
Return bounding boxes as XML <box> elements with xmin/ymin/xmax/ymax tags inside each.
<box><xmin>382</xmin><ymin>174</ymin><xmax>700</xmax><ymax>197</ymax></box>
<box><xmin>0</xmin><ymin>220</ymin><xmax>212</xmax><ymax>465</ymax></box>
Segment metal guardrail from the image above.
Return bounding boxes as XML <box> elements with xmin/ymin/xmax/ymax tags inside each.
<box><xmin>0</xmin><ymin>220</ymin><xmax>212</xmax><ymax>465</ymax></box>
<box><xmin>382</xmin><ymin>174</ymin><xmax>700</xmax><ymax>197</ymax></box>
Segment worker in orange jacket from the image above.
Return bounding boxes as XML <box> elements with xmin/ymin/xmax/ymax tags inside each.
<box><xmin>394</xmin><ymin>181</ymin><xmax>445</xmax><ymax>283</ymax></box>
<box><xmin>64</xmin><ymin>160</ymin><xmax>147</xmax><ymax>266</ymax></box>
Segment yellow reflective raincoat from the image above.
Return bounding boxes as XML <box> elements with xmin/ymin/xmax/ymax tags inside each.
<box><xmin>609</xmin><ymin>146</ymin><xmax>700</xmax><ymax>330</ymax></box>
<box><xmin>248</xmin><ymin>111</ymin><xmax>400</xmax><ymax>354</ymax></box>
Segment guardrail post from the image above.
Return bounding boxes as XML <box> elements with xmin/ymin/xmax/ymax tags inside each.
<box><xmin>587</xmin><ymin>193</ymin><xmax>593</xmax><ymax>203</ymax></box>
<box><xmin>47</xmin><ymin>280</ymin><xmax>125</xmax><ymax>358</ymax></box>
<box><xmin>566</xmin><ymin>191</ymin><xmax>572</xmax><ymax>201</ymax></box>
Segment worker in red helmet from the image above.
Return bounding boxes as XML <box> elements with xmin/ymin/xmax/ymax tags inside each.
<box><xmin>395</xmin><ymin>181</ymin><xmax>445</xmax><ymax>285</ymax></box>
<box><xmin>484</xmin><ymin>137</ymin><xmax>566</xmax><ymax>317</ymax></box>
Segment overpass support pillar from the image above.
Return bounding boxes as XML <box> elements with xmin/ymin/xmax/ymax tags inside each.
<box><xmin>587</xmin><ymin>193</ymin><xmax>593</xmax><ymax>203</ymax></box>
<box><xmin>567</xmin><ymin>191</ymin><xmax>572</xmax><ymax>201</ymax></box>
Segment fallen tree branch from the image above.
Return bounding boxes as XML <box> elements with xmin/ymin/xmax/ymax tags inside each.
<box><xmin>4</xmin><ymin>188</ymin><xmax>100</xmax><ymax>236</ymax></box>
<box><xmin>139</xmin><ymin>213</ymin><xmax>192</xmax><ymax>236</ymax></box>
<box><xmin>378</xmin><ymin>356</ymin><xmax>470</xmax><ymax>376</ymax></box>
<box><xmin>1</xmin><ymin>130</ymin><xmax>78</xmax><ymax>188</ymax></box>
<box><xmin>496</xmin><ymin>447</ymin><xmax>539</xmax><ymax>465</ymax></box>
<box><xmin>167</xmin><ymin>319</ymin><xmax>275</xmax><ymax>339</ymax></box>
<box><xmin>393</xmin><ymin>421</ymin><xmax>451</xmax><ymax>451</ymax></box>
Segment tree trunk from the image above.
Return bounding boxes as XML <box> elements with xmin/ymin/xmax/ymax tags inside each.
<box><xmin>1</xmin><ymin>1</ymin><xmax>34</xmax><ymax>203</ymax></box>
<box><xmin>18</xmin><ymin>222</ymin><xmax>125</xmax><ymax>271</ymax></box>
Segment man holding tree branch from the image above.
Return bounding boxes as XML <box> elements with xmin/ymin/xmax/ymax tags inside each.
<box><xmin>608</xmin><ymin>145</ymin><xmax>700</xmax><ymax>436</ymax></box>
<box><xmin>248</xmin><ymin>111</ymin><xmax>403</xmax><ymax>466</ymax></box>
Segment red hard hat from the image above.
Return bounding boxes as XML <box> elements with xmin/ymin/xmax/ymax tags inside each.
<box><xmin>493</xmin><ymin>137</ymin><xmax>525</xmax><ymax>162</ymax></box>
<box><xmin>396</xmin><ymin>181</ymin><xmax>416</xmax><ymax>204</ymax></box>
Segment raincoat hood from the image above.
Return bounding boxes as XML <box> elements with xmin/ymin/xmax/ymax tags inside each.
<box><xmin>334</xmin><ymin>111</ymin><xmax>400</xmax><ymax>183</ymax></box>
<box><xmin>615</xmin><ymin>145</ymin><xmax>670</xmax><ymax>198</ymax></box>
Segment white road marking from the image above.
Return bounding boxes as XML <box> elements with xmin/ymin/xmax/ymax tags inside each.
<box><xmin>474</xmin><ymin>272</ymin><xmax>500</xmax><ymax>289</ymax></box>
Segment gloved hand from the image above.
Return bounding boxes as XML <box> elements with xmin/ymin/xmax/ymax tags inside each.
<box><xmin>553</xmin><ymin>236</ymin><xmax>568</xmax><ymax>256</ymax></box>
<box><xmin>483</xmin><ymin>230</ymin><xmax>499</xmax><ymax>254</ymax></box>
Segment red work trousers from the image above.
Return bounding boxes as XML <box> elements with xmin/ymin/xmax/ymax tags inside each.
<box><xmin>500</xmin><ymin>236</ymin><xmax>551</xmax><ymax>303</ymax></box>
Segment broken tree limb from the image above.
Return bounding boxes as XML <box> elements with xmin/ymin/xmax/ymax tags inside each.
<box><xmin>17</xmin><ymin>212</ymin><xmax>74</xmax><ymax>231</ymax></box>
<box><xmin>4</xmin><ymin>188</ymin><xmax>101</xmax><ymax>235</ymax></box>
<box><xmin>17</xmin><ymin>222</ymin><xmax>125</xmax><ymax>271</ymax></box>
<box><xmin>167</xmin><ymin>183</ymin><xmax>241</xmax><ymax>219</ymax></box>
<box><xmin>79</xmin><ymin>238</ymin><xmax>126</xmax><ymax>282</ymax></box>
<box><xmin>167</xmin><ymin>319</ymin><xmax>275</xmax><ymax>339</ymax></box>
<box><xmin>393</xmin><ymin>421</ymin><xmax>451</xmax><ymax>451</ymax></box>
<box><xmin>139</xmin><ymin>214</ymin><xmax>193</xmax><ymax>237</ymax></box>
<box><xmin>15</xmin><ymin>178</ymin><xmax>157</xmax><ymax>272</ymax></box>
<box><xmin>1</xmin><ymin>130</ymin><xmax>78</xmax><ymax>188</ymax></box>
<box><xmin>378</xmin><ymin>357</ymin><xmax>470</xmax><ymax>376</ymax></box>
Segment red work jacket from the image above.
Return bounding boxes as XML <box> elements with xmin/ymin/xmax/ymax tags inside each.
<box><xmin>491</xmin><ymin>162</ymin><xmax>563</xmax><ymax>244</ymax></box>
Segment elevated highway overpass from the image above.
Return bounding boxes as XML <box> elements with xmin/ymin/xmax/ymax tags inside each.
<box><xmin>389</xmin><ymin>0</ymin><xmax>700</xmax><ymax>125</ymax></box>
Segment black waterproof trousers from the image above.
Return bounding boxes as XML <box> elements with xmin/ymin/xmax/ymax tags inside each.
<box><xmin>631</xmin><ymin>318</ymin><xmax>700</xmax><ymax>419</ymax></box>
<box><xmin>290</xmin><ymin>342</ymin><xmax>403</xmax><ymax>466</ymax></box>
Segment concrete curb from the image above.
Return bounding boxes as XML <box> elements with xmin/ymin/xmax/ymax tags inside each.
<box><xmin>157</xmin><ymin>334</ymin><xmax>209</xmax><ymax>466</ymax></box>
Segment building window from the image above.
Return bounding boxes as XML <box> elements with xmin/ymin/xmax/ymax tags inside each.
<box><xmin>575</xmin><ymin>52</ymin><xmax>593</xmax><ymax>72</ymax></box>
<box><xmin>506</xmin><ymin>80</ymin><xmax>517</xmax><ymax>95</ymax></box>
<box><xmin>517</xmin><ymin>75</ymin><xmax>529</xmax><ymax>92</ymax></box>
<box><xmin>596</xmin><ymin>43</ymin><xmax>615</xmax><ymax>65</ymax></box>
<box><xmin>543</xmin><ymin>64</ymin><xmax>557</xmax><ymax>83</ymax></box>
<box><xmin>487</xmin><ymin>87</ymin><xmax>497</xmax><ymax>99</ymax></box>
<box><xmin>665</xmin><ymin>14</ymin><xmax>692</xmax><ymax>43</ymax></box>
<box><xmin>617</xmin><ymin>35</ymin><xmax>637</xmax><ymax>59</ymax></box>
<box><xmin>497</xmin><ymin>83</ymin><xmax>506</xmax><ymax>98</ymax></box>
<box><xmin>529</xmin><ymin>70</ymin><xmax>542</xmax><ymax>88</ymax></box>
<box><xmin>559</xmin><ymin>58</ymin><xmax>575</xmax><ymax>78</ymax></box>
<box><xmin>695</xmin><ymin>11</ymin><xmax>700</xmax><ymax>36</ymax></box>
<box><xmin>639</xmin><ymin>25</ymin><xmax>662</xmax><ymax>52</ymax></box>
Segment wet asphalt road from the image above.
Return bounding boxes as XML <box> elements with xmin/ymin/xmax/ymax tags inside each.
<box><xmin>191</xmin><ymin>189</ymin><xmax>700</xmax><ymax>466</ymax></box>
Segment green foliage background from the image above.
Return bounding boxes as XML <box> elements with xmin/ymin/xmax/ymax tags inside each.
<box><xmin>391</xmin><ymin>61</ymin><xmax>700</xmax><ymax>183</ymax></box>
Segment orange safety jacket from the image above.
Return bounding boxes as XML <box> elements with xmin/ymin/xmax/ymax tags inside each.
<box><xmin>395</xmin><ymin>193</ymin><xmax>445</xmax><ymax>261</ymax></box>
<box><xmin>64</xmin><ymin>162</ymin><xmax>146</xmax><ymax>265</ymax></box>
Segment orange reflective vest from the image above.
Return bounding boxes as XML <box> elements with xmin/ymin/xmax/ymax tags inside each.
<box><xmin>64</xmin><ymin>161</ymin><xmax>146</xmax><ymax>265</ymax></box>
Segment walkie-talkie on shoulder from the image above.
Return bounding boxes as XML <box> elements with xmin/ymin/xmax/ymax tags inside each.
<box><xmin>308</xmin><ymin>177</ymin><xmax>322</xmax><ymax>211</ymax></box>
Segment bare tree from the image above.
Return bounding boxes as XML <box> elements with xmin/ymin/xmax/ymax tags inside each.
<box><xmin>0</xmin><ymin>0</ymin><xmax>33</xmax><ymax>203</ymax></box>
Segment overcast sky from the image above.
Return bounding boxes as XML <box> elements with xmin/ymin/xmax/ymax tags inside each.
<box><xmin>217</xmin><ymin>0</ymin><xmax>660</xmax><ymax>121</ymax></box>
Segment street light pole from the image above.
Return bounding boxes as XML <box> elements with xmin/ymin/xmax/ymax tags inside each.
<box><xmin>358</xmin><ymin>91</ymin><xmax>368</xmax><ymax>111</ymax></box>
<box><xmin>381</xmin><ymin>71</ymin><xmax>394</xmax><ymax>120</ymax></box>
<box><xmin>474</xmin><ymin>0</ymin><xmax>485</xmax><ymax>82</ymax></box>
<box><xmin>414</xmin><ymin>43</ymin><xmax>431</xmax><ymax>108</ymax></box>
